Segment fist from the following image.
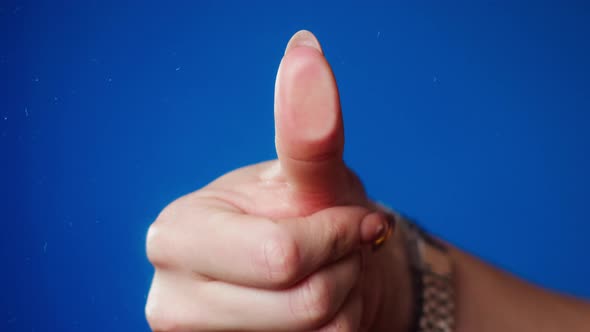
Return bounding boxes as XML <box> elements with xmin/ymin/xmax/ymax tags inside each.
<box><xmin>145</xmin><ymin>30</ymin><xmax>409</xmax><ymax>331</ymax></box>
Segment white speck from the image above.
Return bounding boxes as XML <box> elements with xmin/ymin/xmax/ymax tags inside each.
<box><xmin>32</xmin><ymin>77</ymin><xmax>39</xmax><ymax>82</ymax></box>
<box><xmin>107</xmin><ymin>77</ymin><xmax>112</xmax><ymax>82</ymax></box>
<box><xmin>3</xmin><ymin>116</ymin><xmax>6</xmax><ymax>121</ymax></box>
<box><xmin>175</xmin><ymin>66</ymin><xmax>181</xmax><ymax>71</ymax></box>
<box><xmin>43</xmin><ymin>242</ymin><xmax>47</xmax><ymax>253</ymax></box>
<box><xmin>53</xmin><ymin>96</ymin><xmax>59</xmax><ymax>102</ymax></box>
<box><xmin>377</xmin><ymin>31</ymin><xmax>381</xmax><ymax>38</ymax></box>
<box><xmin>24</xmin><ymin>107</ymin><xmax>29</xmax><ymax>117</ymax></box>
<box><xmin>68</xmin><ymin>221</ymin><xmax>73</xmax><ymax>227</ymax></box>
<box><xmin>433</xmin><ymin>76</ymin><xmax>438</xmax><ymax>83</ymax></box>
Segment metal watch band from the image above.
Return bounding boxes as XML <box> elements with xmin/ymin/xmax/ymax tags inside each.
<box><xmin>414</xmin><ymin>269</ymin><xmax>455</xmax><ymax>332</ymax></box>
<box><xmin>398</xmin><ymin>215</ymin><xmax>455</xmax><ymax>332</ymax></box>
<box><xmin>377</xmin><ymin>203</ymin><xmax>456</xmax><ymax>332</ymax></box>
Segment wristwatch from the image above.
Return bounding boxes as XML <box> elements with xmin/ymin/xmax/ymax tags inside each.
<box><xmin>379</xmin><ymin>205</ymin><xmax>456</xmax><ymax>332</ymax></box>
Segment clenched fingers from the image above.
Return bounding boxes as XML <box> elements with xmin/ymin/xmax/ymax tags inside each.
<box><xmin>311</xmin><ymin>282</ymin><xmax>363</xmax><ymax>332</ymax></box>
<box><xmin>147</xmin><ymin>198</ymin><xmax>385</xmax><ymax>289</ymax></box>
<box><xmin>146</xmin><ymin>253</ymin><xmax>361</xmax><ymax>331</ymax></box>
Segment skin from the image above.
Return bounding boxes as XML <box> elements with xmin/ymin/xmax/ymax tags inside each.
<box><xmin>145</xmin><ymin>30</ymin><xmax>590</xmax><ymax>331</ymax></box>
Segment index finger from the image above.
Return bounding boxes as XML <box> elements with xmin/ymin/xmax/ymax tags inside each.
<box><xmin>146</xmin><ymin>198</ymin><xmax>386</xmax><ymax>289</ymax></box>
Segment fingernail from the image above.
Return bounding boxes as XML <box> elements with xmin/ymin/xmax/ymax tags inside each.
<box><xmin>372</xmin><ymin>213</ymin><xmax>396</xmax><ymax>251</ymax></box>
<box><xmin>361</xmin><ymin>212</ymin><xmax>388</xmax><ymax>244</ymax></box>
<box><xmin>373</xmin><ymin>221</ymin><xmax>386</xmax><ymax>242</ymax></box>
<box><xmin>284</xmin><ymin>30</ymin><xmax>323</xmax><ymax>55</ymax></box>
<box><xmin>372</xmin><ymin>221</ymin><xmax>389</xmax><ymax>246</ymax></box>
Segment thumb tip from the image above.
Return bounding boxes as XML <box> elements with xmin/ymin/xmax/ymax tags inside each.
<box><xmin>285</xmin><ymin>30</ymin><xmax>323</xmax><ymax>55</ymax></box>
<box><xmin>275</xmin><ymin>39</ymin><xmax>342</xmax><ymax>161</ymax></box>
<box><xmin>274</xmin><ymin>30</ymin><xmax>346</xmax><ymax>194</ymax></box>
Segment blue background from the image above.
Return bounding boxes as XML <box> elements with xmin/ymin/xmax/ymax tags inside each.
<box><xmin>2</xmin><ymin>1</ymin><xmax>589</xmax><ymax>331</ymax></box>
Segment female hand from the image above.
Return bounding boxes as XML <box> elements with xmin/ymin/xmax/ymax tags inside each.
<box><xmin>145</xmin><ymin>30</ymin><xmax>412</xmax><ymax>331</ymax></box>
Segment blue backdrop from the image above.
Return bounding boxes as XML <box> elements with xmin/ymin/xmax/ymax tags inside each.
<box><xmin>2</xmin><ymin>1</ymin><xmax>589</xmax><ymax>331</ymax></box>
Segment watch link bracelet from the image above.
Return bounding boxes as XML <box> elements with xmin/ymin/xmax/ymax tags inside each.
<box><xmin>379</xmin><ymin>205</ymin><xmax>456</xmax><ymax>332</ymax></box>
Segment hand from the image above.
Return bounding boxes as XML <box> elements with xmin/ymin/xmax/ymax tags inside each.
<box><xmin>145</xmin><ymin>30</ymin><xmax>412</xmax><ymax>331</ymax></box>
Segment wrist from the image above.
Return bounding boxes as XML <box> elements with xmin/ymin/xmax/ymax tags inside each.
<box><xmin>370</xmin><ymin>220</ymin><xmax>415</xmax><ymax>331</ymax></box>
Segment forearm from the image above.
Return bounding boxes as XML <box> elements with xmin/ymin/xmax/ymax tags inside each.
<box><xmin>376</xmin><ymin>227</ymin><xmax>590</xmax><ymax>331</ymax></box>
<box><xmin>450</xmin><ymin>246</ymin><xmax>590</xmax><ymax>332</ymax></box>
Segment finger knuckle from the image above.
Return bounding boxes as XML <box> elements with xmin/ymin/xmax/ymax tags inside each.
<box><xmin>156</xmin><ymin>198</ymin><xmax>184</xmax><ymax>224</ymax></box>
<box><xmin>146</xmin><ymin>222</ymin><xmax>171</xmax><ymax>268</ymax></box>
<box><xmin>318</xmin><ymin>321</ymin><xmax>355</xmax><ymax>332</ymax></box>
<box><xmin>325</xmin><ymin>217</ymin><xmax>350</xmax><ymax>256</ymax></box>
<box><xmin>145</xmin><ymin>294</ymin><xmax>180</xmax><ymax>332</ymax></box>
<box><xmin>293</xmin><ymin>274</ymin><xmax>333</xmax><ymax>326</ymax></box>
<box><xmin>146</xmin><ymin>271</ymin><xmax>210</xmax><ymax>332</ymax></box>
<box><xmin>259</xmin><ymin>228</ymin><xmax>300</xmax><ymax>286</ymax></box>
<box><xmin>145</xmin><ymin>303</ymin><xmax>167</xmax><ymax>331</ymax></box>
<box><xmin>146</xmin><ymin>199</ymin><xmax>187</xmax><ymax>268</ymax></box>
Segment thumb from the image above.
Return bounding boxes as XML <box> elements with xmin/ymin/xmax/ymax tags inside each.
<box><xmin>274</xmin><ymin>30</ymin><xmax>349</xmax><ymax>197</ymax></box>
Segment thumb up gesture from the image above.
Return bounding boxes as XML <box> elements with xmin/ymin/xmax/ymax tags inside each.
<box><xmin>145</xmin><ymin>30</ymin><xmax>411</xmax><ymax>332</ymax></box>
